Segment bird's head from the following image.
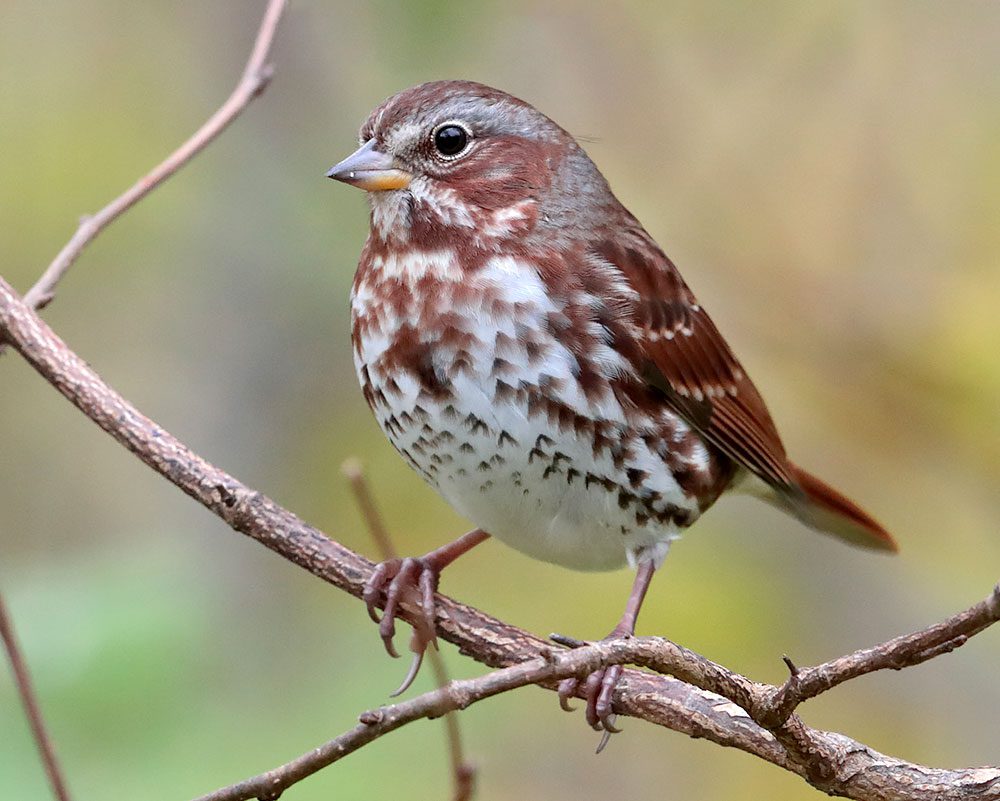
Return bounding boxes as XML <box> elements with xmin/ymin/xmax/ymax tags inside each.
<box><xmin>327</xmin><ymin>80</ymin><xmax>615</xmax><ymax>245</ymax></box>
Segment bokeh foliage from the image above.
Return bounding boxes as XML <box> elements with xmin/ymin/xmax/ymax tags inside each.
<box><xmin>1</xmin><ymin>2</ymin><xmax>998</xmax><ymax>799</ymax></box>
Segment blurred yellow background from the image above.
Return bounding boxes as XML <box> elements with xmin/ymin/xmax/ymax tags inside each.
<box><xmin>2</xmin><ymin>1</ymin><xmax>998</xmax><ymax>799</ymax></box>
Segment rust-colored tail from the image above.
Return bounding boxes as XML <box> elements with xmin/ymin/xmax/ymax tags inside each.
<box><xmin>788</xmin><ymin>463</ymin><xmax>898</xmax><ymax>552</ymax></box>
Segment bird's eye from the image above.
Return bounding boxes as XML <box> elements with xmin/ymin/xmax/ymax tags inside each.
<box><xmin>432</xmin><ymin>123</ymin><xmax>470</xmax><ymax>158</ymax></box>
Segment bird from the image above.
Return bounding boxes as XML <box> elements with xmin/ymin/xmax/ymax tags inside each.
<box><xmin>326</xmin><ymin>80</ymin><xmax>896</xmax><ymax>735</ymax></box>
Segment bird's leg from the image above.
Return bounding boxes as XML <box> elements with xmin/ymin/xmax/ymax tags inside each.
<box><xmin>363</xmin><ymin>528</ymin><xmax>490</xmax><ymax>694</ymax></box>
<box><xmin>557</xmin><ymin>559</ymin><xmax>657</xmax><ymax>739</ymax></box>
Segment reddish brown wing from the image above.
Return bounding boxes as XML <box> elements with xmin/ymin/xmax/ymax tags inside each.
<box><xmin>593</xmin><ymin>234</ymin><xmax>797</xmax><ymax>491</ymax></box>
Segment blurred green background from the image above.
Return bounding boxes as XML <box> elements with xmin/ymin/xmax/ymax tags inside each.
<box><xmin>2</xmin><ymin>1</ymin><xmax>998</xmax><ymax>799</ymax></box>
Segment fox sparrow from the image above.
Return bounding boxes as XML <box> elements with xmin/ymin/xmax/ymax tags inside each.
<box><xmin>327</xmin><ymin>80</ymin><xmax>896</xmax><ymax>735</ymax></box>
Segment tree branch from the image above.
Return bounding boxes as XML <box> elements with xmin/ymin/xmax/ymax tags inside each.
<box><xmin>15</xmin><ymin>0</ymin><xmax>287</xmax><ymax>313</ymax></box>
<box><xmin>190</xmin><ymin>638</ymin><xmax>736</xmax><ymax>801</ymax></box>
<box><xmin>0</xmin><ymin>591</ymin><xmax>73</xmax><ymax>801</ymax></box>
<box><xmin>191</xmin><ymin>641</ymin><xmax>621</xmax><ymax>801</ymax></box>
<box><xmin>196</xmin><ymin>624</ymin><xmax>1000</xmax><ymax>801</ymax></box>
<box><xmin>1</xmin><ymin>276</ymin><xmax>998</xmax><ymax>800</ymax></box>
<box><xmin>758</xmin><ymin>584</ymin><xmax>1000</xmax><ymax>728</ymax></box>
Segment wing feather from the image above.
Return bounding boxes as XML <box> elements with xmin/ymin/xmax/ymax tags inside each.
<box><xmin>587</xmin><ymin>227</ymin><xmax>894</xmax><ymax>550</ymax></box>
<box><xmin>593</xmin><ymin>234</ymin><xmax>795</xmax><ymax>490</ymax></box>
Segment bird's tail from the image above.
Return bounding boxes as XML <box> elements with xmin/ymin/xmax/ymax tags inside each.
<box><xmin>739</xmin><ymin>462</ymin><xmax>898</xmax><ymax>551</ymax></box>
<box><xmin>784</xmin><ymin>463</ymin><xmax>898</xmax><ymax>552</ymax></box>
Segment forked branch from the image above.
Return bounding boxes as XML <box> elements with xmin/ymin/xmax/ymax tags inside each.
<box><xmin>16</xmin><ymin>0</ymin><xmax>287</xmax><ymax>313</ymax></box>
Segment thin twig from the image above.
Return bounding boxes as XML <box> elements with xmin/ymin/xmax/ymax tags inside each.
<box><xmin>757</xmin><ymin>582</ymin><xmax>1000</xmax><ymax>727</ymax></box>
<box><xmin>0</xmin><ymin>591</ymin><xmax>73</xmax><ymax>801</ymax></box>
<box><xmin>189</xmin><ymin>638</ymin><xmax>756</xmax><ymax>801</ymax></box>
<box><xmin>1</xmin><ymin>277</ymin><xmax>999</xmax><ymax>801</ymax></box>
<box><xmin>342</xmin><ymin>459</ymin><xmax>476</xmax><ymax>801</ymax></box>
<box><xmin>430</xmin><ymin>659</ymin><xmax>477</xmax><ymax>801</ymax></box>
<box><xmin>342</xmin><ymin>458</ymin><xmax>398</xmax><ymax>561</ymax></box>
<box><xmin>191</xmin><ymin>641</ymin><xmax>630</xmax><ymax>801</ymax></box>
<box><xmin>17</xmin><ymin>0</ymin><xmax>287</xmax><ymax>313</ymax></box>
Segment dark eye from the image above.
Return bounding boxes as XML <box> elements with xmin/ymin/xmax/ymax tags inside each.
<box><xmin>433</xmin><ymin>124</ymin><xmax>469</xmax><ymax>157</ymax></box>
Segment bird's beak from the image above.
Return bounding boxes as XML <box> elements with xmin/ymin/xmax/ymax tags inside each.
<box><xmin>326</xmin><ymin>139</ymin><xmax>412</xmax><ymax>191</ymax></box>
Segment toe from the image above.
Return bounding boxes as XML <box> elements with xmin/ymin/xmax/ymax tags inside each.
<box><xmin>378</xmin><ymin>614</ymin><xmax>400</xmax><ymax>658</ymax></box>
<box><xmin>363</xmin><ymin>559</ymin><xmax>400</xmax><ymax>624</ymax></box>
<box><xmin>417</xmin><ymin>562</ymin><xmax>440</xmax><ymax>646</ymax></box>
<box><xmin>595</xmin><ymin>665</ymin><xmax>623</xmax><ymax>732</ymax></box>
<box><xmin>583</xmin><ymin>670</ymin><xmax>605</xmax><ymax>730</ymax></box>
<box><xmin>378</xmin><ymin>559</ymin><xmax>421</xmax><ymax>659</ymax></box>
<box><xmin>557</xmin><ymin>677</ymin><xmax>579</xmax><ymax>712</ymax></box>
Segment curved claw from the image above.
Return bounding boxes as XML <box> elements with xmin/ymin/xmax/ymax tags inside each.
<box><xmin>557</xmin><ymin>677</ymin><xmax>579</xmax><ymax>712</ymax></box>
<box><xmin>390</xmin><ymin>649</ymin><xmax>425</xmax><ymax>697</ymax></box>
<box><xmin>595</xmin><ymin>723</ymin><xmax>615</xmax><ymax>754</ymax></box>
<box><xmin>379</xmin><ymin>622</ymin><xmax>401</xmax><ymax>659</ymax></box>
<box><xmin>364</xmin><ymin>559</ymin><xmax>400</xmax><ymax>624</ymax></box>
<box><xmin>600</xmin><ymin>715</ymin><xmax>622</xmax><ymax>735</ymax></box>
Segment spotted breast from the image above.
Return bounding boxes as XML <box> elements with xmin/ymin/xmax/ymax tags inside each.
<box><xmin>351</xmin><ymin>232</ymin><xmax>731</xmax><ymax>572</ymax></box>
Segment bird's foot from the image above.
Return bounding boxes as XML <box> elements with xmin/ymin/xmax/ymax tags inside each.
<box><xmin>363</xmin><ymin>555</ymin><xmax>441</xmax><ymax>696</ymax></box>
<box><xmin>362</xmin><ymin>529</ymin><xmax>489</xmax><ymax>697</ymax></box>
<box><xmin>555</xmin><ymin>628</ymin><xmax>632</xmax><ymax>751</ymax></box>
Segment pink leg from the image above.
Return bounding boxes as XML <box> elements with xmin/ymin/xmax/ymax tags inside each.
<box><xmin>363</xmin><ymin>528</ymin><xmax>490</xmax><ymax>694</ymax></box>
<box><xmin>557</xmin><ymin>560</ymin><xmax>656</xmax><ymax>739</ymax></box>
